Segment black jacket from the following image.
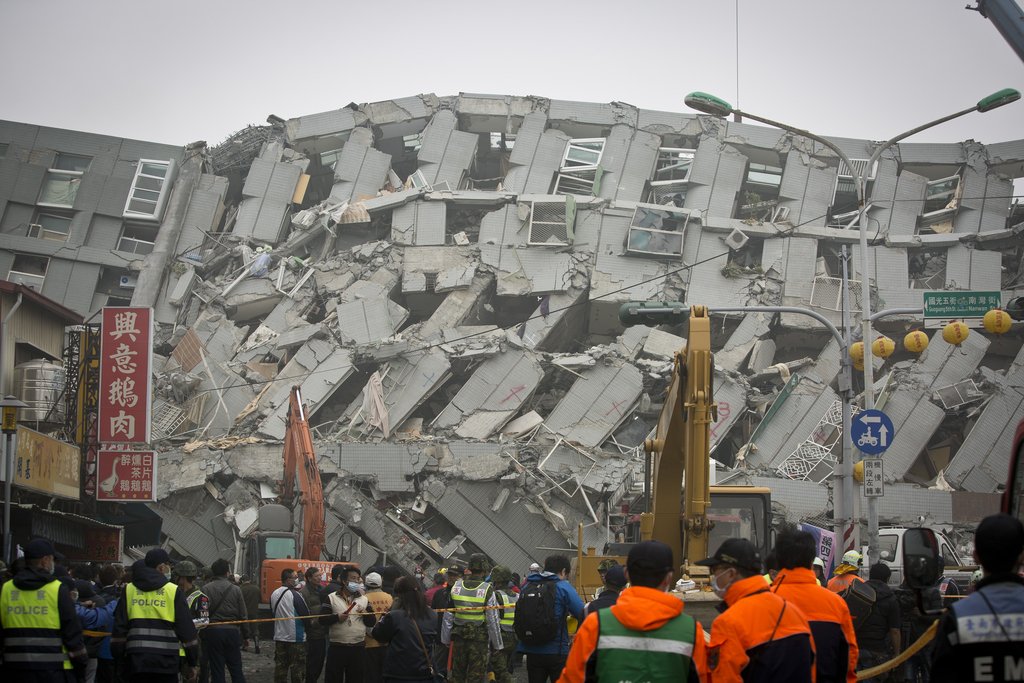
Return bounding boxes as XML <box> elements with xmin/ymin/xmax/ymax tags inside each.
<box><xmin>370</xmin><ymin>607</ymin><xmax>437</xmax><ymax>679</ymax></box>
<box><xmin>112</xmin><ymin>562</ymin><xmax>199</xmax><ymax>674</ymax></box>
<box><xmin>584</xmin><ymin>588</ymin><xmax>621</xmax><ymax>617</ymax></box>
<box><xmin>855</xmin><ymin>579</ymin><xmax>900</xmax><ymax>653</ymax></box>
<box><xmin>0</xmin><ymin>566</ymin><xmax>89</xmax><ymax>679</ymax></box>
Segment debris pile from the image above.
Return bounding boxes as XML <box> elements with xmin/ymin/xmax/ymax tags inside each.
<box><xmin>141</xmin><ymin>94</ymin><xmax>1021</xmax><ymax>570</ymax></box>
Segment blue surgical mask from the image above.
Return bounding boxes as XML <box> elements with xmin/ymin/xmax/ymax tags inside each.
<box><xmin>347</xmin><ymin>581</ymin><xmax>362</xmax><ymax>594</ymax></box>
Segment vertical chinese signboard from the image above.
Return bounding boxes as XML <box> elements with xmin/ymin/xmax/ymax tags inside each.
<box><xmin>99</xmin><ymin>307</ymin><xmax>152</xmax><ymax>444</ymax></box>
<box><xmin>96</xmin><ymin>450</ymin><xmax>157</xmax><ymax>502</ymax></box>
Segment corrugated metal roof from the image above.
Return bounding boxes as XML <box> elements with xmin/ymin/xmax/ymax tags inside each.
<box><xmin>433</xmin><ymin>481</ymin><xmax>570</xmax><ymax>572</ymax></box>
<box><xmin>433</xmin><ymin>350</ymin><xmax>544</xmax><ymax>435</ymax></box>
<box><xmin>544</xmin><ymin>362</ymin><xmax>643</xmax><ymax>447</ymax></box>
<box><xmin>150</xmin><ymin>490</ymin><xmax>234</xmax><ymax>566</ymax></box>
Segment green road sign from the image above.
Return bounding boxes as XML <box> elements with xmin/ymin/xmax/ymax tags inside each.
<box><xmin>923</xmin><ymin>291</ymin><xmax>1002</xmax><ymax>329</ymax></box>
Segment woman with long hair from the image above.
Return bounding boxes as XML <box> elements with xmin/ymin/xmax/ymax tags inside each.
<box><xmin>370</xmin><ymin>575</ymin><xmax>439</xmax><ymax>682</ymax></box>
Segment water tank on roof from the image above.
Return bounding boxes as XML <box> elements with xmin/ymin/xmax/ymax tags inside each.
<box><xmin>14</xmin><ymin>359</ymin><xmax>66</xmax><ymax>425</ymax></box>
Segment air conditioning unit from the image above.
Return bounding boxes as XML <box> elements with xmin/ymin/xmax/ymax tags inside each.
<box><xmin>724</xmin><ymin>228</ymin><xmax>749</xmax><ymax>251</ymax></box>
<box><xmin>119</xmin><ymin>274</ymin><xmax>138</xmax><ymax>289</ymax></box>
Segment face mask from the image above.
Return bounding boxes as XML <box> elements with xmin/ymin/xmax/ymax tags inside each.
<box><xmin>711</xmin><ymin>569</ymin><xmax>733</xmax><ymax>599</ymax></box>
<box><xmin>347</xmin><ymin>581</ymin><xmax>362</xmax><ymax>594</ymax></box>
<box><xmin>164</xmin><ymin>571</ymin><xmax>172</xmax><ymax>581</ymax></box>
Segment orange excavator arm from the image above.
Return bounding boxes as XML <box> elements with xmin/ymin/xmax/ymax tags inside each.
<box><xmin>282</xmin><ymin>386</ymin><xmax>326</xmax><ymax>561</ymax></box>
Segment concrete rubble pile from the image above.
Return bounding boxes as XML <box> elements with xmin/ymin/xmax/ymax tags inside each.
<box><xmin>139</xmin><ymin>94</ymin><xmax>1022</xmax><ymax>570</ymax></box>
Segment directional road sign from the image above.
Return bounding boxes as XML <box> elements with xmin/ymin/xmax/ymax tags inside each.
<box><xmin>852</xmin><ymin>409</ymin><xmax>894</xmax><ymax>456</ymax></box>
<box><xmin>923</xmin><ymin>290</ymin><xmax>1002</xmax><ymax>329</ymax></box>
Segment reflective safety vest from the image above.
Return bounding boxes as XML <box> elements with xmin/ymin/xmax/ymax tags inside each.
<box><xmin>0</xmin><ymin>578</ymin><xmax>73</xmax><ymax>670</ymax></box>
<box><xmin>496</xmin><ymin>590</ymin><xmax>517</xmax><ymax>633</ymax></box>
<box><xmin>827</xmin><ymin>573</ymin><xmax>863</xmax><ymax>593</ymax></box>
<box><xmin>596</xmin><ymin>607</ymin><xmax>695</xmax><ymax>683</ymax></box>
<box><xmin>125</xmin><ymin>582</ymin><xmax>184</xmax><ymax>657</ymax></box>
<box><xmin>450</xmin><ymin>579</ymin><xmax>491</xmax><ymax>624</ymax></box>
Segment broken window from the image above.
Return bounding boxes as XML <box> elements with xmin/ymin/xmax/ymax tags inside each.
<box><xmin>117</xmin><ymin>223</ymin><xmax>159</xmax><ymax>255</ymax></box>
<box><xmin>489</xmin><ymin>132</ymin><xmax>515</xmax><ymax>151</ymax></box>
<box><xmin>724</xmin><ymin>236</ymin><xmax>764</xmax><ymax>273</ymax></box>
<box><xmin>553</xmin><ymin>138</ymin><xmax>605</xmax><ymax>197</ymax></box>
<box><xmin>935</xmin><ymin>379</ymin><xmax>984</xmax><ymax>410</ymax></box>
<box><xmin>8</xmin><ymin>253</ymin><xmax>48</xmax><ymax>290</ymax></box>
<box><xmin>38</xmin><ymin>152</ymin><xmax>91</xmax><ymax>208</ymax></box>
<box><xmin>526</xmin><ymin>198</ymin><xmax>575</xmax><ymax>247</ymax></box>
<box><xmin>642</xmin><ymin>147</ymin><xmax>697</xmax><ymax>207</ymax></box>
<box><xmin>735</xmin><ymin>163</ymin><xmax>783</xmax><ymax>220</ymax></box>
<box><xmin>28</xmin><ymin>212</ymin><xmax>72</xmax><ymax>242</ymax></box>
<box><xmin>828</xmin><ymin>159</ymin><xmax>876</xmax><ymax>229</ymax></box>
<box><xmin>918</xmin><ymin>174</ymin><xmax>962</xmax><ymax>233</ymax></box>
<box><xmin>403</xmin><ymin>133</ymin><xmax>423</xmax><ymax>155</ymax></box>
<box><xmin>625</xmin><ymin>206</ymin><xmax>690</xmax><ymax>259</ymax></box>
<box><xmin>809</xmin><ymin>242</ymin><xmax>861</xmax><ymax>310</ymax></box>
<box><xmin>909</xmin><ymin>248</ymin><xmax>947</xmax><ymax>289</ymax></box>
<box><xmin>123</xmin><ymin>159</ymin><xmax>175</xmax><ymax>222</ymax></box>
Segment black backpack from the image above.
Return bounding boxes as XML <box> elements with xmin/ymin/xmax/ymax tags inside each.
<box><xmin>513</xmin><ymin>580</ymin><xmax>558</xmax><ymax>646</ymax></box>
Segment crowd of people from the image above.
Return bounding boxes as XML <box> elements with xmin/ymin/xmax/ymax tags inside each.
<box><xmin>2</xmin><ymin>512</ymin><xmax>1022</xmax><ymax>682</ymax></box>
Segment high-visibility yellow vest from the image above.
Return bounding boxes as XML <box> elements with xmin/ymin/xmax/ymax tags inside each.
<box><xmin>0</xmin><ymin>578</ymin><xmax>73</xmax><ymax>670</ymax></box>
<box><xmin>125</xmin><ymin>582</ymin><xmax>185</xmax><ymax>657</ymax></box>
<box><xmin>451</xmin><ymin>580</ymin><xmax>491</xmax><ymax>624</ymax></box>
<box><xmin>496</xmin><ymin>590</ymin><xmax>517</xmax><ymax>633</ymax></box>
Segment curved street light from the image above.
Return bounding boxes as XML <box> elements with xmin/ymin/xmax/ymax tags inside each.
<box><xmin>685</xmin><ymin>88</ymin><xmax>1020</xmax><ymax>563</ymax></box>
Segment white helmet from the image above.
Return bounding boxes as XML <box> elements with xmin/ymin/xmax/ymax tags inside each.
<box><xmin>813</xmin><ymin>557</ymin><xmax>826</xmax><ymax>568</ymax></box>
<box><xmin>842</xmin><ymin>550</ymin><xmax>863</xmax><ymax>565</ymax></box>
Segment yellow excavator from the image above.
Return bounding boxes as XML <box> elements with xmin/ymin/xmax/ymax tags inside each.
<box><xmin>576</xmin><ymin>303</ymin><xmax>771</xmax><ymax>605</ymax></box>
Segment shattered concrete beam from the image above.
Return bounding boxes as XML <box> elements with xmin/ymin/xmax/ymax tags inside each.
<box><xmin>544</xmin><ymin>361</ymin><xmax>644</xmax><ymax>448</ymax></box>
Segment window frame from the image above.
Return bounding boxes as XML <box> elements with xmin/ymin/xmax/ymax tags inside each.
<box><xmin>654</xmin><ymin>147</ymin><xmax>696</xmax><ymax>182</ymax></box>
<box><xmin>7</xmin><ymin>253</ymin><xmax>49</xmax><ymax>290</ymax></box>
<box><xmin>624</xmin><ymin>205</ymin><xmax>691</xmax><ymax>259</ymax></box>
<box><xmin>122</xmin><ymin>158</ymin><xmax>176</xmax><ymax>222</ymax></box>
<box><xmin>117</xmin><ymin>222</ymin><xmax>160</xmax><ymax>255</ymax></box>
<box><xmin>28</xmin><ymin>211</ymin><xmax>72</xmax><ymax>242</ymax></box>
<box><xmin>561</xmin><ymin>138</ymin><xmax>605</xmax><ymax>169</ymax></box>
<box><xmin>828</xmin><ymin>159</ymin><xmax>877</xmax><ymax>228</ymax></box>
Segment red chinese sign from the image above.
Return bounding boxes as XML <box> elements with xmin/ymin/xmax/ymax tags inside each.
<box><xmin>99</xmin><ymin>307</ymin><xmax>152</xmax><ymax>444</ymax></box>
<box><xmin>96</xmin><ymin>450</ymin><xmax>157</xmax><ymax>501</ymax></box>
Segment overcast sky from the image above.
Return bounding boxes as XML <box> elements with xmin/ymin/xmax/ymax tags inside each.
<box><xmin>2</xmin><ymin>0</ymin><xmax>1022</xmax><ymax>151</ymax></box>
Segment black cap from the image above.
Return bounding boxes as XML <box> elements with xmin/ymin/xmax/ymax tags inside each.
<box><xmin>468</xmin><ymin>553</ymin><xmax>488</xmax><ymax>573</ymax></box>
<box><xmin>74</xmin><ymin>579</ymin><xmax>96</xmax><ymax>600</ymax></box>
<box><xmin>24</xmin><ymin>538</ymin><xmax>57</xmax><ymax>560</ymax></box>
<box><xmin>975</xmin><ymin>513</ymin><xmax>1024</xmax><ymax>570</ymax></box>
<box><xmin>604</xmin><ymin>565</ymin><xmax>627</xmax><ymax>588</ymax></box>
<box><xmin>627</xmin><ymin>540</ymin><xmax>674</xmax><ymax>575</ymax></box>
<box><xmin>695</xmin><ymin>538</ymin><xmax>762</xmax><ymax>573</ymax></box>
<box><xmin>145</xmin><ymin>548</ymin><xmax>174</xmax><ymax>568</ymax></box>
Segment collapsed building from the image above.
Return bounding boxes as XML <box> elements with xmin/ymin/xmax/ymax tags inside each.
<box><xmin>2</xmin><ymin>93</ymin><xmax>1023</xmax><ymax>570</ymax></box>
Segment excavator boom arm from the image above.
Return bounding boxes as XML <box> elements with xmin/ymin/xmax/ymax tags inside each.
<box><xmin>284</xmin><ymin>387</ymin><xmax>326</xmax><ymax>561</ymax></box>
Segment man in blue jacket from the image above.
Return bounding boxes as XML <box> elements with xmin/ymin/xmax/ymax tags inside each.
<box><xmin>516</xmin><ymin>554</ymin><xmax>584</xmax><ymax>683</ymax></box>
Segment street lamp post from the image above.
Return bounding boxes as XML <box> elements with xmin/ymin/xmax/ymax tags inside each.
<box><xmin>2</xmin><ymin>394</ymin><xmax>28</xmax><ymax>564</ymax></box>
<box><xmin>685</xmin><ymin>89</ymin><xmax>1020</xmax><ymax>563</ymax></box>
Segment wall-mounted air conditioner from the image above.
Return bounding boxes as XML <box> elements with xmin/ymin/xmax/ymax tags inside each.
<box><xmin>724</xmin><ymin>228</ymin><xmax>749</xmax><ymax>251</ymax></box>
<box><xmin>119</xmin><ymin>274</ymin><xmax>138</xmax><ymax>289</ymax></box>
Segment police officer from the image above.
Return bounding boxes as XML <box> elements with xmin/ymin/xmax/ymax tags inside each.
<box><xmin>489</xmin><ymin>565</ymin><xmax>518</xmax><ymax>683</ymax></box>
<box><xmin>0</xmin><ymin>537</ymin><xmax>89</xmax><ymax>681</ymax></box>
<box><xmin>930</xmin><ymin>514</ymin><xmax>1024</xmax><ymax>683</ymax></box>
<box><xmin>698</xmin><ymin>538</ymin><xmax>815</xmax><ymax>682</ymax></box>
<box><xmin>441</xmin><ymin>554</ymin><xmax>502</xmax><ymax>683</ymax></box>
<box><xmin>112</xmin><ymin>549</ymin><xmax>200</xmax><ymax>683</ymax></box>
<box><xmin>177</xmin><ymin>561</ymin><xmax>209</xmax><ymax>683</ymax></box>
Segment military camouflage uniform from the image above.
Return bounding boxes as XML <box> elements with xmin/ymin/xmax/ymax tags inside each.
<box><xmin>442</xmin><ymin>555</ymin><xmax>503</xmax><ymax>683</ymax></box>
<box><xmin>488</xmin><ymin>566</ymin><xmax>518</xmax><ymax>683</ymax></box>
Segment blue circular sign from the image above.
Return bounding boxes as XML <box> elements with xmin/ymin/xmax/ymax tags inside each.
<box><xmin>851</xmin><ymin>409</ymin><xmax>894</xmax><ymax>455</ymax></box>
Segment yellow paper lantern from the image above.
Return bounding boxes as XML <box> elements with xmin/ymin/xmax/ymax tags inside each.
<box><xmin>871</xmin><ymin>336</ymin><xmax>896</xmax><ymax>359</ymax></box>
<box><xmin>943</xmin><ymin>321</ymin><xmax>970</xmax><ymax>346</ymax></box>
<box><xmin>850</xmin><ymin>341</ymin><xmax>865</xmax><ymax>364</ymax></box>
<box><xmin>904</xmin><ymin>330</ymin><xmax>929</xmax><ymax>354</ymax></box>
<box><xmin>853</xmin><ymin>461</ymin><xmax>864</xmax><ymax>483</ymax></box>
<box><xmin>983</xmin><ymin>309</ymin><xmax>1012</xmax><ymax>335</ymax></box>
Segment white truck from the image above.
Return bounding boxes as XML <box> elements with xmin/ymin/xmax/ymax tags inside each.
<box><xmin>875</xmin><ymin>526</ymin><xmax>976</xmax><ymax>589</ymax></box>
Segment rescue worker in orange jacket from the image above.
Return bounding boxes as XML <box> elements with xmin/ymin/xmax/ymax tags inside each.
<box><xmin>772</xmin><ymin>528</ymin><xmax>858</xmax><ymax>683</ymax></box>
<box><xmin>827</xmin><ymin>551</ymin><xmax>865</xmax><ymax>593</ymax></box>
<box><xmin>697</xmin><ymin>538</ymin><xmax>815</xmax><ymax>683</ymax></box>
<box><xmin>558</xmin><ymin>540</ymin><xmax>707</xmax><ymax>683</ymax></box>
